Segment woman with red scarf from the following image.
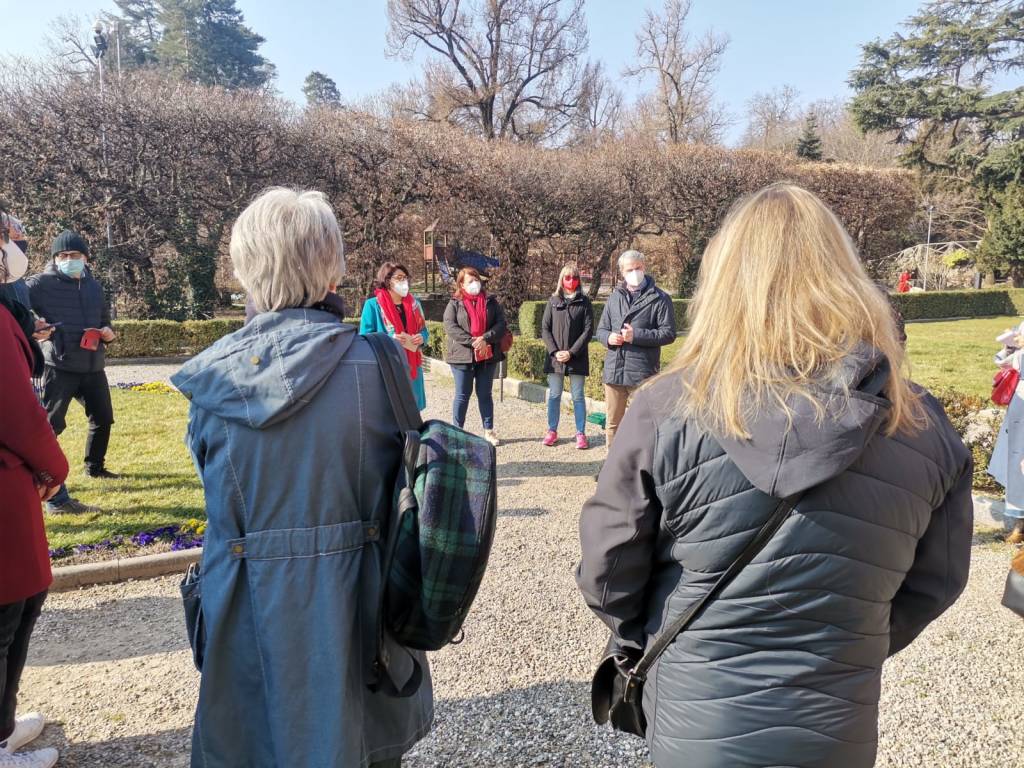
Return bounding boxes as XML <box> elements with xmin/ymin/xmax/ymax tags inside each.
<box><xmin>0</xmin><ymin>206</ymin><xmax>67</xmax><ymax>768</ymax></box>
<box><xmin>359</xmin><ymin>262</ymin><xmax>430</xmax><ymax>410</ymax></box>
<box><xmin>443</xmin><ymin>267</ymin><xmax>507</xmax><ymax>447</ymax></box>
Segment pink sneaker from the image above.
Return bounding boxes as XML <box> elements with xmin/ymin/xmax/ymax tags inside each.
<box><xmin>576</xmin><ymin>432</ymin><xmax>589</xmax><ymax>450</ymax></box>
<box><xmin>542</xmin><ymin>430</ymin><xmax>558</xmax><ymax>446</ymax></box>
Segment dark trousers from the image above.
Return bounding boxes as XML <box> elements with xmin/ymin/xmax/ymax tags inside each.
<box><xmin>40</xmin><ymin>366</ymin><xmax>114</xmax><ymax>472</ymax></box>
<box><xmin>451</xmin><ymin>361</ymin><xmax>497</xmax><ymax>430</ymax></box>
<box><xmin>0</xmin><ymin>591</ymin><xmax>46</xmax><ymax>742</ymax></box>
<box><xmin>370</xmin><ymin>761</ymin><xmax>401</xmax><ymax>768</ymax></box>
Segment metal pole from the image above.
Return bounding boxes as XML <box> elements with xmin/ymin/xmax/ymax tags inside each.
<box><xmin>923</xmin><ymin>204</ymin><xmax>933</xmax><ymax>291</ymax></box>
<box><xmin>96</xmin><ymin>28</ymin><xmax>117</xmax><ymax>318</ymax></box>
<box><xmin>116</xmin><ymin>21</ymin><xmax>122</xmax><ymax>80</ymax></box>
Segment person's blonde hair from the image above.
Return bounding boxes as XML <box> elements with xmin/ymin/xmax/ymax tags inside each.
<box><xmin>673</xmin><ymin>182</ymin><xmax>924</xmax><ymax>439</ymax></box>
<box><xmin>554</xmin><ymin>262</ymin><xmax>581</xmax><ymax>297</ymax></box>
<box><xmin>230</xmin><ymin>187</ymin><xmax>345</xmax><ymax>313</ymax></box>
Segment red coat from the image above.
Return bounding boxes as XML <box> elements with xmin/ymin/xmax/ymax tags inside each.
<box><xmin>0</xmin><ymin>305</ymin><xmax>68</xmax><ymax>603</ymax></box>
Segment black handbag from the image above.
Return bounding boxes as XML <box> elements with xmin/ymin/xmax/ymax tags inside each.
<box><xmin>1001</xmin><ymin>557</ymin><xmax>1024</xmax><ymax>619</ymax></box>
<box><xmin>591</xmin><ymin>492</ymin><xmax>802</xmax><ymax>737</ymax></box>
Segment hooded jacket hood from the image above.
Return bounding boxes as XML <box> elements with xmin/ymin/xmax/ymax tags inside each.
<box><xmin>712</xmin><ymin>344</ymin><xmax>893</xmax><ymax>498</ymax></box>
<box><xmin>171</xmin><ymin>308</ymin><xmax>356</xmax><ymax>430</ymax></box>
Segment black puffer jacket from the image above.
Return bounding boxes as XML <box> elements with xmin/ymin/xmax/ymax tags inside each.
<box><xmin>443</xmin><ymin>294</ymin><xmax>507</xmax><ymax>366</ymax></box>
<box><xmin>595</xmin><ymin>277</ymin><xmax>675</xmax><ymax>387</ymax></box>
<box><xmin>541</xmin><ymin>292</ymin><xmax>593</xmax><ymax>376</ymax></box>
<box><xmin>26</xmin><ymin>264</ymin><xmax>111</xmax><ymax>373</ymax></box>
<box><xmin>577</xmin><ymin>347</ymin><xmax>973</xmax><ymax>768</ymax></box>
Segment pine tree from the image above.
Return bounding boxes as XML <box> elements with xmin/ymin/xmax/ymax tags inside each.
<box><xmin>850</xmin><ymin>0</ymin><xmax>1022</xmax><ymax>196</ymax></box>
<box><xmin>302</xmin><ymin>71</ymin><xmax>341</xmax><ymax>106</ymax></box>
<box><xmin>979</xmin><ymin>184</ymin><xmax>1024</xmax><ymax>286</ymax></box>
<box><xmin>156</xmin><ymin>0</ymin><xmax>275</xmax><ymax>89</ymax></box>
<box><xmin>795</xmin><ymin>114</ymin><xmax>823</xmax><ymax>161</ymax></box>
<box><xmin>112</xmin><ymin>0</ymin><xmax>161</xmax><ymax>67</ymax></box>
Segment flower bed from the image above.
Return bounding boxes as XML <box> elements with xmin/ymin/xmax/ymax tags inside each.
<box><xmin>49</xmin><ymin>519</ymin><xmax>205</xmax><ymax>564</ymax></box>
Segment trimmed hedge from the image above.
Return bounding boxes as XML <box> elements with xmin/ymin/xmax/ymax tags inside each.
<box><xmin>891</xmin><ymin>288</ymin><xmax>1024</xmax><ymax>321</ymax></box>
<box><xmin>504</xmin><ymin>337</ymin><xmax>618</xmax><ymax>401</ymax></box>
<box><xmin>110</xmin><ymin>317</ymin><xmax>445</xmax><ymax>359</ymax></box>
<box><xmin>518</xmin><ymin>298</ymin><xmax>690</xmax><ymax>339</ymax></box>
<box><xmin>110</xmin><ymin>318</ymin><xmax>244</xmax><ymax>358</ymax></box>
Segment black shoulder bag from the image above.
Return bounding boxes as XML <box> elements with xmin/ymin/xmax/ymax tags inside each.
<box><xmin>591</xmin><ymin>492</ymin><xmax>802</xmax><ymax>737</ymax></box>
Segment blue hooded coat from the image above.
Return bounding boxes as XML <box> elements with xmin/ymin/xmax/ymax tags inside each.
<box><xmin>171</xmin><ymin>307</ymin><xmax>433</xmax><ymax>768</ymax></box>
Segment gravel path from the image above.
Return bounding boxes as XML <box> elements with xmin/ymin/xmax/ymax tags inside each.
<box><xmin>105</xmin><ymin>362</ymin><xmax>183</xmax><ymax>387</ymax></box>
<box><xmin>22</xmin><ymin>375</ymin><xmax>1024</xmax><ymax>767</ymax></box>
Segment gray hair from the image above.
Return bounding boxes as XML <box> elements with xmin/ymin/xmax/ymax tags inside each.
<box><xmin>230</xmin><ymin>187</ymin><xmax>345</xmax><ymax>313</ymax></box>
<box><xmin>618</xmin><ymin>250</ymin><xmax>645</xmax><ymax>270</ymax></box>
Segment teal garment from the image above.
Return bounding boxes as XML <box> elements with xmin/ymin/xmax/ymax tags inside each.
<box><xmin>359</xmin><ymin>296</ymin><xmax>429</xmax><ymax>410</ymax></box>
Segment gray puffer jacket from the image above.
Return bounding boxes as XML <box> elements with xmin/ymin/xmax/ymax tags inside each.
<box><xmin>595</xmin><ymin>277</ymin><xmax>675</xmax><ymax>387</ymax></box>
<box><xmin>577</xmin><ymin>347</ymin><xmax>973</xmax><ymax>768</ymax></box>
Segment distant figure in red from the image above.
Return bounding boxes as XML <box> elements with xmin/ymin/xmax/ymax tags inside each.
<box><xmin>897</xmin><ymin>271</ymin><xmax>911</xmax><ymax>293</ymax></box>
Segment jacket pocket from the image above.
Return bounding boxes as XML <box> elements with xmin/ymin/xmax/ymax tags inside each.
<box><xmin>180</xmin><ymin>563</ymin><xmax>206</xmax><ymax>671</ymax></box>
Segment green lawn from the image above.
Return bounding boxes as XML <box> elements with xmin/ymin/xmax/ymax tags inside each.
<box><xmin>45</xmin><ymin>315</ymin><xmax>1013</xmax><ymax>549</ymax></box>
<box><xmin>46</xmin><ymin>388</ymin><xmax>203</xmax><ymax>549</ymax></box>
<box><xmin>904</xmin><ymin>316</ymin><xmax>1013</xmax><ymax>400</ymax></box>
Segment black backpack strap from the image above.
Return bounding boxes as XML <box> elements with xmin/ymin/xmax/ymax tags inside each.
<box><xmin>363</xmin><ymin>332</ymin><xmax>426</xmax><ymax>697</ymax></box>
<box><xmin>364</xmin><ymin>333</ymin><xmax>424</xmax><ymax>432</ymax></box>
<box><xmin>622</xmin><ymin>491</ymin><xmax>803</xmax><ymax>703</ymax></box>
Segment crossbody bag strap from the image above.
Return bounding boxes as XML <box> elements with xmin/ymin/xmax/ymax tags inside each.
<box><xmin>624</xmin><ymin>491</ymin><xmax>803</xmax><ymax>700</ymax></box>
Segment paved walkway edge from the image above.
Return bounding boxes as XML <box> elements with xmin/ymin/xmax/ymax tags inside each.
<box><xmin>51</xmin><ymin>548</ymin><xmax>201</xmax><ymax>593</ymax></box>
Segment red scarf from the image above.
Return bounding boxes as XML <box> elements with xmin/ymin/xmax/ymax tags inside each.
<box><xmin>462</xmin><ymin>292</ymin><xmax>491</xmax><ymax>362</ymax></box>
<box><xmin>462</xmin><ymin>292</ymin><xmax>488</xmax><ymax>337</ymax></box>
<box><xmin>374</xmin><ymin>288</ymin><xmax>423</xmax><ymax>380</ymax></box>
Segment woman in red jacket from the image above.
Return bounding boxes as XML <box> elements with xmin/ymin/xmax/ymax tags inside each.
<box><xmin>0</xmin><ymin>209</ymin><xmax>67</xmax><ymax>768</ymax></box>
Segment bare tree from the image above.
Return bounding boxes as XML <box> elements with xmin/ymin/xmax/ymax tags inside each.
<box><xmin>46</xmin><ymin>15</ymin><xmax>102</xmax><ymax>75</ymax></box>
<box><xmin>625</xmin><ymin>0</ymin><xmax>730</xmax><ymax>145</ymax></box>
<box><xmin>386</xmin><ymin>0</ymin><xmax>590</xmax><ymax>142</ymax></box>
<box><xmin>570</xmin><ymin>61</ymin><xmax>624</xmax><ymax>146</ymax></box>
<box><xmin>741</xmin><ymin>85</ymin><xmax>801</xmax><ymax>150</ymax></box>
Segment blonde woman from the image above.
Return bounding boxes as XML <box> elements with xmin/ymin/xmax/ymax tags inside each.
<box><xmin>578</xmin><ymin>183</ymin><xmax>973</xmax><ymax>768</ymax></box>
<box><xmin>540</xmin><ymin>264</ymin><xmax>594</xmax><ymax>448</ymax></box>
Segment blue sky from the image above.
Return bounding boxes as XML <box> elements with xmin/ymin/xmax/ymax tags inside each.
<box><xmin>3</xmin><ymin>0</ymin><xmax>926</xmax><ymax>145</ymax></box>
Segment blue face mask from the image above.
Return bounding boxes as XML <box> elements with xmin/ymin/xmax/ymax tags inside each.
<box><xmin>57</xmin><ymin>258</ymin><xmax>85</xmax><ymax>278</ymax></box>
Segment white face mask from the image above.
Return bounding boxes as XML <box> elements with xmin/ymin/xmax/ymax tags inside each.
<box><xmin>624</xmin><ymin>269</ymin><xmax>645</xmax><ymax>288</ymax></box>
<box><xmin>393</xmin><ymin>280</ymin><xmax>410</xmax><ymax>298</ymax></box>
<box><xmin>1</xmin><ymin>239</ymin><xmax>27</xmax><ymax>284</ymax></box>
<box><xmin>464</xmin><ymin>280</ymin><xmax>482</xmax><ymax>296</ymax></box>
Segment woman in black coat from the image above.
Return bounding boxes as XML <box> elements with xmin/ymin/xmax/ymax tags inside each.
<box><xmin>443</xmin><ymin>267</ymin><xmax>506</xmax><ymax>447</ymax></box>
<box><xmin>577</xmin><ymin>184</ymin><xmax>973</xmax><ymax>768</ymax></box>
<box><xmin>540</xmin><ymin>263</ymin><xmax>593</xmax><ymax>449</ymax></box>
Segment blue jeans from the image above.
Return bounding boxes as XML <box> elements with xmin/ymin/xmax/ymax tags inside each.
<box><xmin>47</xmin><ymin>485</ymin><xmax>72</xmax><ymax>507</ymax></box>
<box><xmin>452</xmin><ymin>362</ymin><xmax>497</xmax><ymax>430</ymax></box>
<box><xmin>547</xmin><ymin>373</ymin><xmax>587</xmax><ymax>434</ymax></box>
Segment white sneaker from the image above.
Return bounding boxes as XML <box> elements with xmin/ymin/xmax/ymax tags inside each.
<box><xmin>483</xmin><ymin>429</ymin><xmax>500</xmax><ymax>447</ymax></box>
<box><xmin>0</xmin><ymin>714</ymin><xmax>45</xmax><ymax>754</ymax></box>
<box><xmin>0</xmin><ymin>748</ymin><xmax>59</xmax><ymax>768</ymax></box>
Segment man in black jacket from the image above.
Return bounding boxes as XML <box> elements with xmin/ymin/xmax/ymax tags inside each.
<box><xmin>27</xmin><ymin>230</ymin><xmax>117</xmax><ymax>514</ymax></box>
<box><xmin>595</xmin><ymin>250</ymin><xmax>676</xmax><ymax>447</ymax></box>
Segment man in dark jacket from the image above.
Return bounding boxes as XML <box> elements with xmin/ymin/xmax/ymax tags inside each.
<box><xmin>27</xmin><ymin>230</ymin><xmax>117</xmax><ymax>514</ymax></box>
<box><xmin>595</xmin><ymin>250</ymin><xmax>676</xmax><ymax>447</ymax></box>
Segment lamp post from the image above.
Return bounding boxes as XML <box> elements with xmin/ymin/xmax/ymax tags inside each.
<box><xmin>923</xmin><ymin>203</ymin><xmax>934</xmax><ymax>291</ymax></box>
<box><xmin>93</xmin><ymin>20</ymin><xmax>117</xmax><ymax>318</ymax></box>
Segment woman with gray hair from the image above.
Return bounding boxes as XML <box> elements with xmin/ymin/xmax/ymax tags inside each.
<box><xmin>172</xmin><ymin>188</ymin><xmax>433</xmax><ymax>768</ymax></box>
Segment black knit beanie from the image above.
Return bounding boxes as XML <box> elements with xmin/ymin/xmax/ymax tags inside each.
<box><xmin>50</xmin><ymin>230</ymin><xmax>90</xmax><ymax>258</ymax></box>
